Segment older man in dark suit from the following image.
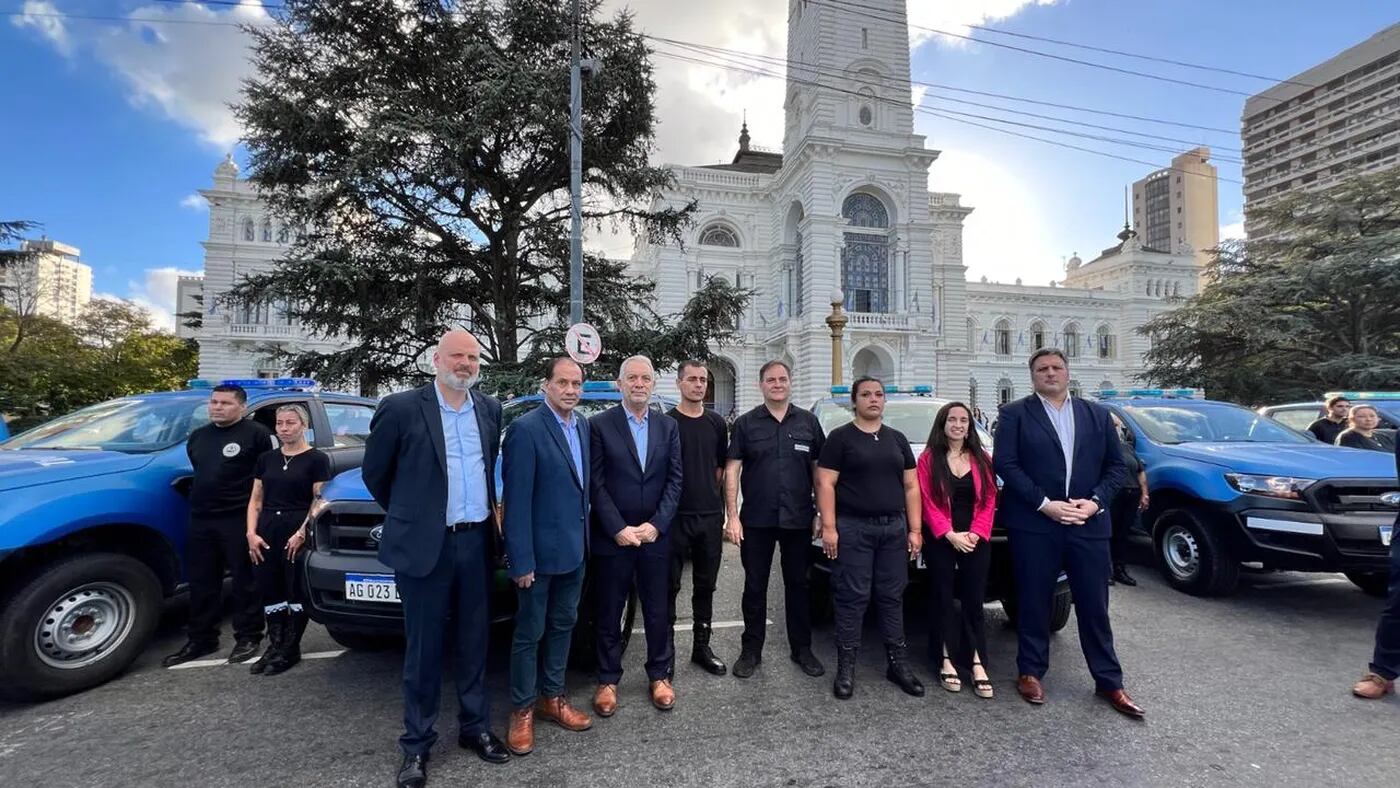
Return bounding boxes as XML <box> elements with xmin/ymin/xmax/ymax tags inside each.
<box><xmin>993</xmin><ymin>348</ymin><xmax>1144</xmax><ymax>718</ymax></box>
<box><xmin>362</xmin><ymin>329</ymin><xmax>510</xmax><ymax>788</ymax></box>
<box><xmin>501</xmin><ymin>357</ymin><xmax>594</xmax><ymax>755</ymax></box>
<box><xmin>590</xmin><ymin>355</ymin><xmax>684</xmax><ymax>715</ymax></box>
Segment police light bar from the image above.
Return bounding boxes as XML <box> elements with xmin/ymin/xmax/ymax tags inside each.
<box><xmin>187</xmin><ymin>378</ymin><xmax>319</xmax><ymax>390</ymax></box>
<box><xmin>1097</xmin><ymin>388</ymin><xmax>1203</xmax><ymax>400</ymax></box>
<box><xmin>582</xmin><ymin>381</ymin><xmax>617</xmax><ymax>392</ymax></box>
<box><xmin>1325</xmin><ymin>391</ymin><xmax>1400</xmax><ymax>401</ymax></box>
<box><xmin>911</xmin><ymin>385</ymin><xmax>933</xmax><ymax>394</ymax></box>
<box><xmin>830</xmin><ymin>385</ymin><xmax>851</xmax><ymax>395</ymax></box>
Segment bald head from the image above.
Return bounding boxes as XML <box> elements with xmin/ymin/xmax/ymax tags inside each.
<box><xmin>434</xmin><ymin>329</ymin><xmax>482</xmax><ymax>392</ymax></box>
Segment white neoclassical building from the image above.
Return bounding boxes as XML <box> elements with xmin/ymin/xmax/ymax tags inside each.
<box><xmin>632</xmin><ymin>0</ymin><xmax>1204</xmax><ymax>416</ymax></box>
<box><xmin>188</xmin><ymin>0</ymin><xmax>1204</xmax><ymax>406</ymax></box>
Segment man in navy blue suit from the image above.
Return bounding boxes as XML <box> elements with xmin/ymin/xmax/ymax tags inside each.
<box><xmin>501</xmin><ymin>357</ymin><xmax>595</xmax><ymax>755</ymax></box>
<box><xmin>362</xmin><ymin>330</ymin><xmax>510</xmax><ymax>788</ymax></box>
<box><xmin>993</xmin><ymin>348</ymin><xmax>1145</xmax><ymax>718</ymax></box>
<box><xmin>589</xmin><ymin>355</ymin><xmax>684</xmax><ymax>716</ymax></box>
<box><xmin>1351</xmin><ymin>436</ymin><xmax>1400</xmax><ymax>700</ymax></box>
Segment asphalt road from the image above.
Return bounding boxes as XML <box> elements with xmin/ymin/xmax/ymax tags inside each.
<box><xmin>1</xmin><ymin>546</ymin><xmax>1395</xmax><ymax>788</ymax></box>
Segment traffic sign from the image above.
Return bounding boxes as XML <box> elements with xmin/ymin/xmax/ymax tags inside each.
<box><xmin>565</xmin><ymin>322</ymin><xmax>602</xmax><ymax>365</ymax></box>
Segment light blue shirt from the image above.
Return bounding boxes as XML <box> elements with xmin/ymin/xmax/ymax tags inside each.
<box><xmin>435</xmin><ymin>383</ymin><xmax>489</xmax><ymax>526</ymax></box>
<box><xmin>548</xmin><ymin>404</ymin><xmax>584</xmax><ymax>483</ymax></box>
<box><xmin>1037</xmin><ymin>393</ymin><xmax>1076</xmax><ymax>498</ymax></box>
<box><xmin>625</xmin><ymin>407</ymin><xmax>649</xmax><ymax>469</ymax></box>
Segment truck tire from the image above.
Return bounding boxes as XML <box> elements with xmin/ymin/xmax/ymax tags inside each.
<box><xmin>1153</xmin><ymin>508</ymin><xmax>1239</xmax><ymax>596</ymax></box>
<box><xmin>1344</xmin><ymin>570</ymin><xmax>1390</xmax><ymax>598</ymax></box>
<box><xmin>999</xmin><ymin>587</ymin><xmax>1073</xmax><ymax>633</ymax></box>
<box><xmin>325</xmin><ymin>628</ymin><xmax>402</xmax><ymax>651</ymax></box>
<box><xmin>0</xmin><ymin>553</ymin><xmax>162</xmax><ymax>702</ymax></box>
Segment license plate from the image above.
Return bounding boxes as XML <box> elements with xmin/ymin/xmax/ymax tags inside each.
<box><xmin>345</xmin><ymin>573</ymin><xmax>400</xmax><ymax>604</ymax></box>
<box><xmin>1382</xmin><ymin>525</ymin><xmax>1394</xmax><ymax>547</ymax></box>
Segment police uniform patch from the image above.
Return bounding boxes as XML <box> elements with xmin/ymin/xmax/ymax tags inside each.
<box><xmin>222</xmin><ymin>442</ymin><xmax>242</xmax><ymax>458</ymax></box>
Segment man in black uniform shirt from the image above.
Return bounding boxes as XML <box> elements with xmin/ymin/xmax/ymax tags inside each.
<box><xmin>1308</xmin><ymin>396</ymin><xmax>1351</xmax><ymax>445</ymax></box>
<box><xmin>164</xmin><ymin>383</ymin><xmax>278</xmax><ymax>667</ymax></box>
<box><xmin>725</xmin><ymin>360</ymin><xmax>826</xmax><ymax>680</ymax></box>
<box><xmin>667</xmin><ymin>360</ymin><xmax>730</xmax><ymax>676</ymax></box>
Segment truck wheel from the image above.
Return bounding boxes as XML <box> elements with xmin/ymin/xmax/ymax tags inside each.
<box><xmin>0</xmin><ymin>553</ymin><xmax>162</xmax><ymax>701</ymax></box>
<box><xmin>1049</xmin><ymin>587</ymin><xmax>1073</xmax><ymax>633</ymax></box>
<box><xmin>1344</xmin><ymin>570</ymin><xmax>1390</xmax><ymax>598</ymax></box>
<box><xmin>1153</xmin><ymin>508</ymin><xmax>1239</xmax><ymax>596</ymax></box>
<box><xmin>325</xmin><ymin>628</ymin><xmax>402</xmax><ymax>651</ymax></box>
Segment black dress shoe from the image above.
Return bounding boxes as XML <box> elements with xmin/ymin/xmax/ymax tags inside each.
<box><xmin>396</xmin><ymin>754</ymin><xmax>428</xmax><ymax>788</ymax></box>
<box><xmin>161</xmin><ymin>640</ymin><xmax>218</xmax><ymax>668</ymax></box>
<box><xmin>791</xmin><ymin>647</ymin><xmax>825</xmax><ymax>677</ymax></box>
<box><xmin>458</xmin><ymin>731</ymin><xmax>511</xmax><ymax>765</ymax></box>
<box><xmin>732</xmin><ymin>650</ymin><xmax>760</xmax><ymax>679</ymax></box>
<box><xmin>227</xmin><ymin>638</ymin><xmax>262</xmax><ymax>664</ymax></box>
<box><xmin>1112</xmin><ymin>565</ymin><xmax>1138</xmax><ymax>587</ymax></box>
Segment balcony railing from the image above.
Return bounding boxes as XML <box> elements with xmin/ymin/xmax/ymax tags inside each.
<box><xmin>847</xmin><ymin>312</ymin><xmax>915</xmax><ymax>331</ymax></box>
<box><xmin>227</xmin><ymin>323</ymin><xmax>298</xmax><ymax>338</ymax></box>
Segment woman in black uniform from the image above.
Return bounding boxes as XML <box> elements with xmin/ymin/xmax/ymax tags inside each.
<box><xmin>816</xmin><ymin>377</ymin><xmax>924</xmax><ymax>700</ymax></box>
<box><xmin>1336</xmin><ymin>405</ymin><xmax>1397</xmax><ymax>453</ymax></box>
<box><xmin>246</xmin><ymin>404</ymin><xmax>330</xmax><ymax>675</ymax></box>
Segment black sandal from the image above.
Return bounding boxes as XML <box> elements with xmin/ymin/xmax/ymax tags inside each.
<box><xmin>970</xmin><ymin>660</ymin><xmax>993</xmax><ymax>699</ymax></box>
<box><xmin>938</xmin><ymin>660</ymin><xmax>961</xmax><ymax>693</ymax></box>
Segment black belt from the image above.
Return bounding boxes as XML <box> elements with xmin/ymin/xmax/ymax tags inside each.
<box><xmin>448</xmin><ymin>519</ymin><xmax>491</xmax><ymax>533</ymax></box>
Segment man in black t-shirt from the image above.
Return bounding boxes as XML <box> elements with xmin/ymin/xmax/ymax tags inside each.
<box><xmin>163</xmin><ymin>384</ymin><xmax>277</xmax><ymax>667</ymax></box>
<box><xmin>1308</xmin><ymin>396</ymin><xmax>1350</xmax><ymax>445</ymax></box>
<box><xmin>666</xmin><ymin>361</ymin><xmax>730</xmax><ymax>677</ymax></box>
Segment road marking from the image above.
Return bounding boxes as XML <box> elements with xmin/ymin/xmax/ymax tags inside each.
<box><xmin>633</xmin><ymin>619</ymin><xmax>767</xmax><ymax>635</ymax></box>
<box><xmin>167</xmin><ymin>650</ymin><xmax>346</xmax><ymax>670</ymax></box>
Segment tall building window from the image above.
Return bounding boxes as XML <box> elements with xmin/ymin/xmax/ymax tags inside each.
<box><xmin>1064</xmin><ymin>323</ymin><xmax>1080</xmax><ymax>358</ymax></box>
<box><xmin>793</xmin><ymin>229</ymin><xmax>805</xmax><ymax>316</ymax></box>
<box><xmin>861</xmin><ymin>28</ymin><xmax>868</xmax><ymax>49</ymax></box>
<box><xmin>998</xmin><ymin>378</ymin><xmax>1015</xmax><ymax>405</ymax></box>
<box><xmin>1097</xmin><ymin>325</ymin><xmax>1116</xmax><ymax>359</ymax></box>
<box><xmin>698</xmin><ymin>224</ymin><xmax>739</xmax><ymax>247</ymax></box>
<box><xmin>1144</xmin><ymin>176</ymin><xmax>1170</xmax><ymax>249</ymax></box>
<box><xmin>1030</xmin><ymin>321</ymin><xmax>1047</xmax><ymax>351</ymax></box>
<box><xmin>994</xmin><ymin>319</ymin><xmax>1012</xmax><ymax>356</ymax></box>
<box><xmin>260</xmin><ymin>219</ymin><xmax>273</xmax><ymax>243</ymax></box>
<box><xmin>242</xmin><ymin>218</ymin><xmax>255</xmax><ymax>242</ymax></box>
<box><xmin>841</xmin><ymin>193</ymin><xmax>890</xmax><ymax>313</ymax></box>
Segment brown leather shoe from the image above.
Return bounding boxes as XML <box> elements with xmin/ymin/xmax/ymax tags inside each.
<box><xmin>1352</xmin><ymin>672</ymin><xmax>1396</xmax><ymax>699</ymax></box>
<box><xmin>1016</xmin><ymin>675</ymin><xmax>1045</xmax><ymax>705</ymax></box>
<box><xmin>650</xmin><ymin>678</ymin><xmax>676</xmax><ymax>711</ymax></box>
<box><xmin>536</xmin><ymin>695</ymin><xmax>593</xmax><ymax>731</ymax></box>
<box><xmin>592</xmin><ymin>684</ymin><xmax>618</xmax><ymax>717</ymax></box>
<box><xmin>505</xmin><ymin>708</ymin><xmax>534</xmax><ymax>756</ymax></box>
<box><xmin>1096</xmin><ymin>688</ymin><xmax>1146</xmax><ymax>718</ymax></box>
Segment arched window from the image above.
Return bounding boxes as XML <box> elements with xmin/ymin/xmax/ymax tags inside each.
<box><xmin>793</xmin><ymin>229</ymin><xmax>805</xmax><ymax>316</ymax></box>
<box><xmin>1063</xmin><ymin>323</ymin><xmax>1081</xmax><ymax>359</ymax></box>
<box><xmin>840</xmin><ymin>193</ymin><xmax>891</xmax><ymax>313</ymax></box>
<box><xmin>1172</xmin><ymin>281</ymin><xmax>1181</xmax><ymax>297</ymax></box>
<box><xmin>994</xmin><ymin>319</ymin><xmax>1012</xmax><ymax>356</ymax></box>
<box><xmin>969</xmin><ymin>378</ymin><xmax>978</xmax><ymax>408</ymax></box>
<box><xmin>1097</xmin><ymin>325</ymin><xmax>1116</xmax><ymax>359</ymax></box>
<box><xmin>1154</xmin><ymin>280</ymin><xmax>1163</xmax><ymax>297</ymax></box>
<box><xmin>698</xmin><ymin>224</ymin><xmax>739</xmax><ymax>247</ymax></box>
<box><xmin>1146</xmin><ymin>279</ymin><xmax>1154</xmax><ymax>296</ymax></box>
<box><xmin>260</xmin><ymin>219</ymin><xmax>273</xmax><ymax>243</ymax></box>
<box><xmin>997</xmin><ymin>378</ymin><xmax>1015</xmax><ymax>405</ymax></box>
<box><xmin>242</xmin><ymin>218</ymin><xmax>255</xmax><ymax>242</ymax></box>
<box><xmin>276</xmin><ymin>224</ymin><xmax>290</xmax><ymax>244</ymax></box>
<box><xmin>1030</xmin><ymin>321</ymin><xmax>1047</xmax><ymax>351</ymax></box>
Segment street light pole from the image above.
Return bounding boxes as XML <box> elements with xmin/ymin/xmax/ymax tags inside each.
<box><xmin>826</xmin><ymin>289</ymin><xmax>848</xmax><ymax>387</ymax></box>
<box><xmin>568</xmin><ymin>0</ymin><xmax>584</xmax><ymax>326</ymax></box>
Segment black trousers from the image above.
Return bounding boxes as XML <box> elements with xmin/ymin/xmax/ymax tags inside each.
<box><xmin>739</xmin><ymin>526</ymin><xmax>812</xmax><ymax>656</ymax></box>
<box><xmin>1109</xmin><ymin>488</ymin><xmax>1140</xmax><ymax>565</ymax></box>
<box><xmin>254</xmin><ymin>508</ymin><xmax>306</xmax><ymax>612</ymax></box>
<box><xmin>185</xmin><ymin>513</ymin><xmax>263</xmax><ymax>645</ymax></box>
<box><xmin>595</xmin><ymin>546</ymin><xmax>673</xmax><ymax>684</ymax></box>
<box><xmin>924</xmin><ymin>534</ymin><xmax>991</xmax><ymax>670</ymax></box>
<box><xmin>832</xmin><ymin>514</ymin><xmax>909</xmax><ymax>649</ymax></box>
<box><xmin>668</xmin><ymin>513</ymin><xmax>724</xmax><ymax>628</ymax></box>
<box><xmin>1369</xmin><ymin>534</ymin><xmax>1400</xmax><ymax>681</ymax></box>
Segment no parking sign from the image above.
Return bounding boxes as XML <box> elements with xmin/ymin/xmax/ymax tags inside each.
<box><xmin>565</xmin><ymin>322</ymin><xmax>601</xmax><ymax>365</ymax></box>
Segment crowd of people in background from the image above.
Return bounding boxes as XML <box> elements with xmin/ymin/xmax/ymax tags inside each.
<box><xmin>150</xmin><ymin>329</ymin><xmax>1398</xmax><ymax>788</ymax></box>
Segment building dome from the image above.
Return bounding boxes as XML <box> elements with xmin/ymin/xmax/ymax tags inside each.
<box><xmin>1066</xmin><ymin>252</ymin><xmax>1082</xmax><ymax>270</ymax></box>
<box><xmin>214</xmin><ymin>153</ymin><xmax>239</xmax><ymax>179</ymax></box>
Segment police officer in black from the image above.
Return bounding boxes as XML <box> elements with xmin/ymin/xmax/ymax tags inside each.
<box><xmin>725</xmin><ymin>360</ymin><xmax>826</xmax><ymax>679</ymax></box>
<box><xmin>163</xmin><ymin>383</ymin><xmax>277</xmax><ymax>667</ymax></box>
<box><xmin>816</xmin><ymin>377</ymin><xmax>924</xmax><ymax>700</ymax></box>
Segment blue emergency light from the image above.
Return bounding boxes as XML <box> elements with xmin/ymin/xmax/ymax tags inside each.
<box><xmin>187</xmin><ymin>378</ymin><xmax>319</xmax><ymax>390</ymax></box>
<box><xmin>582</xmin><ymin>381</ymin><xmax>617</xmax><ymax>392</ymax></box>
<box><xmin>830</xmin><ymin>385</ymin><xmax>851</xmax><ymax>395</ymax></box>
<box><xmin>1326</xmin><ymin>391</ymin><xmax>1400</xmax><ymax>401</ymax></box>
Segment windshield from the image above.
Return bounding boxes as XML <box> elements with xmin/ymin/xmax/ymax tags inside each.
<box><xmin>817</xmin><ymin>400</ymin><xmax>992</xmax><ymax>447</ymax></box>
<box><xmin>2</xmin><ymin>397</ymin><xmax>210</xmax><ymax>453</ymax></box>
<box><xmin>1122</xmin><ymin>402</ymin><xmax>1310</xmax><ymax>445</ymax></box>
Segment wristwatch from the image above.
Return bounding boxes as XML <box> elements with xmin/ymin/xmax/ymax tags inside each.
<box><xmin>1089</xmin><ymin>494</ymin><xmax>1104</xmax><ymax>511</ymax></box>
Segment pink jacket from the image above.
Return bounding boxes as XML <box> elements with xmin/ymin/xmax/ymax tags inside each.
<box><xmin>917</xmin><ymin>449</ymin><xmax>996</xmax><ymax>541</ymax></box>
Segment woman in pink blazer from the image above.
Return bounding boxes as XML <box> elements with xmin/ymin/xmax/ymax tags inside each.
<box><xmin>917</xmin><ymin>401</ymin><xmax>997</xmax><ymax>698</ymax></box>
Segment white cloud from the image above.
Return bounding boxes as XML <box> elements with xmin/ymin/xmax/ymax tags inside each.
<box><xmin>908</xmin><ymin>0</ymin><xmax>1063</xmax><ymax>49</ymax></box>
<box><xmin>932</xmin><ymin>149</ymin><xmax>1057</xmax><ymax>285</ymax></box>
<box><xmin>116</xmin><ymin>266</ymin><xmax>203</xmax><ymax>332</ymax></box>
<box><xmin>180</xmin><ymin>193</ymin><xmax>209</xmax><ymax>212</ymax></box>
<box><xmin>1220</xmin><ymin>215</ymin><xmax>1245</xmax><ymax>241</ymax></box>
<box><xmin>11</xmin><ymin>0</ymin><xmax>72</xmax><ymax>57</ymax></box>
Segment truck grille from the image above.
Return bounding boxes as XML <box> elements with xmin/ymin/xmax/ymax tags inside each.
<box><xmin>1307</xmin><ymin>480</ymin><xmax>1400</xmax><ymax>514</ymax></box>
<box><xmin>314</xmin><ymin>507</ymin><xmax>386</xmax><ymax>554</ymax></box>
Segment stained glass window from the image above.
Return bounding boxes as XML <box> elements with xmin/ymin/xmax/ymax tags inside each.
<box><xmin>699</xmin><ymin>225</ymin><xmax>739</xmax><ymax>247</ymax></box>
<box><xmin>841</xmin><ymin>233</ymin><xmax>889</xmax><ymax>313</ymax></box>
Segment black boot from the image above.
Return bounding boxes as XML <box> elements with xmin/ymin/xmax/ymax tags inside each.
<box><xmin>250</xmin><ymin>610</ymin><xmax>286</xmax><ymax>675</ymax></box>
<box><xmin>264</xmin><ymin>609</ymin><xmax>307</xmax><ymax>676</ymax></box>
<box><xmin>832</xmin><ymin>646</ymin><xmax>857</xmax><ymax>700</ymax></box>
<box><xmin>885</xmin><ymin>641</ymin><xmax>925</xmax><ymax>697</ymax></box>
<box><xmin>1112</xmin><ymin>564</ymin><xmax>1138</xmax><ymax>587</ymax></box>
<box><xmin>690</xmin><ymin>623</ymin><xmax>728</xmax><ymax>676</ymax></box>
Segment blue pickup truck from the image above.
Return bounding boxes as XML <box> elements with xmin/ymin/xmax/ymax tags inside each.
<box><xmin>0</xmin><ymin>379</ymin><xmax>378</xmax><ymax>701</ymax></box>
<box><xmin>1098</xmin><ymin>390</ymin><xmax>1398</xmax><ymax>597</ymax></box>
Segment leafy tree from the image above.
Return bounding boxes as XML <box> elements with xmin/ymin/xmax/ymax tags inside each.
<box><xmin>0</xmin><ymin>219</ymin><xmax>41</xmax><ymax>352</ymax></box>
<box><xmin>226</xmin><ymin>0</ymin><xmax>746</xmax><ymax>396</ymax></box>
<box><xmin>1140</xmin><ymin>167</ymin><xmax>1400</xmax><ymax>404</ymax></box>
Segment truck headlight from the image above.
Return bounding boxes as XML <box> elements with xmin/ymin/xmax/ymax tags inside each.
<box><xmin>1224</xmin><ymin>473</ymin><xmax>1315</xmax><ymax>500</ymax></box>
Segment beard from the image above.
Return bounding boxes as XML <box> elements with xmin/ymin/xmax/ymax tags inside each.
<box><xmin>437</xmin><ymin>367</ymin><xmax>479</xmax><ymax>392</ymax></box>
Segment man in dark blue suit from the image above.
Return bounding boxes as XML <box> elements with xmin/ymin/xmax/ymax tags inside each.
<box><xmin>362</xmin><ymin>330</ymin><xmax>510</xmax><ymax>788</ymax></box>
<box><xmin>501</xmin><ymin>357</ymin><xmax>595</xmax><ymax>755</ymax></box>
<box><xmin>993</xmin><ymin>348</ymin><xmax>1145</xmax><ymax>718</ymax></box>
<box><xmin>1351</xmin><ymin>436</ymin><xmax>1400</xmax><ymax>700</ymax></box>
<box><xmin>589</xmin><ymin>355</ymin><xmax>684</xmax><ymax>716</ymax></box>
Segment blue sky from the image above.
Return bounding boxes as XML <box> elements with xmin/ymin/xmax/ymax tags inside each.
<box><xmin>1</xmin><ymin>1</ymin><xmax>1396</xmax><ymax>328</ymax></box>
